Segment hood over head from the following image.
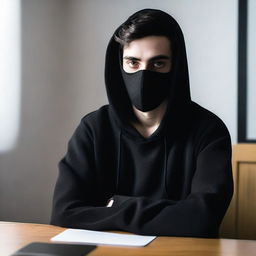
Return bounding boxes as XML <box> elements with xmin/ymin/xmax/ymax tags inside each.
<box><xmin>104</xmin><ymin>9</ymin><xmax>191</xmax><ymax>131</ymax></box>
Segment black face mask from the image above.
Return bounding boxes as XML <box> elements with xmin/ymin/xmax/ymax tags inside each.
<box><xmin>121</xmin><ymin>69</ymin><xmax>172</xmax><ymax>112</ymax></box>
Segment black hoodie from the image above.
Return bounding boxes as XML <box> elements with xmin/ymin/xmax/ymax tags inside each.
<box><xmin>51</xmin><ymin>9</ymin><xmax>233</xmax><ymax>237</ymax></box>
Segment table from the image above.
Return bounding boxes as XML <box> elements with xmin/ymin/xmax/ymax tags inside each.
<box><xmin>1</xmin><ymin>221</ymin><xmax>256</xmax><ymax>256</ymax></box>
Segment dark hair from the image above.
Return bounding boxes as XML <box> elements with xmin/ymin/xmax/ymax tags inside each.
<box><xmin>114</xmin><ymin>9</ymin><xmax>172</xmax><ymax>46</ymax></box>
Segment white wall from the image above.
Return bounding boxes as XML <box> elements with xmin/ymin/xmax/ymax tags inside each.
<box><xmin>0</xmin><ymin>0</ymin><xmax>68</xmax><ymax>223</ymax></box>
<box><xmin>66</xmin><ymin>0</ymin><xmax>238</xmax><ymax>143</ymax></box>
<box><xmin>247</xmin><ymin>0</ymin><xmax>256</xmax><ymax>139</ymax></box>
<box><xmin>0</xmin><ymin>0</ymin><xmax>238</xmax><ymax>223</ymax></box>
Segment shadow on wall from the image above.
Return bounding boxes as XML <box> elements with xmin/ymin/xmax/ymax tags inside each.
<box><xmin>0</xmin><ymin>0</ymin><xmax>70</xmax><ymax>224</ymax></box>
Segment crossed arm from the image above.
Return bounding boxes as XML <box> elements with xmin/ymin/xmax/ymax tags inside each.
<box><xmin>50</xmin><ymin>119</ymin><xmax>233</xmax><ymax>237</ymax></box>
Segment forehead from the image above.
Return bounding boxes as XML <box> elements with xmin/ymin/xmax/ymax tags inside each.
<box><xmin>123</xmin><ymin>36</ymin><xmax>171</xmax><ymax>59</ymax></box>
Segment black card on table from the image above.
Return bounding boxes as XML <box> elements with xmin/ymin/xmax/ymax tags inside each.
<box><xmin>10</xmin><ymin>242</ymin><xmax>96</xmax><ymax>256</ymax></box>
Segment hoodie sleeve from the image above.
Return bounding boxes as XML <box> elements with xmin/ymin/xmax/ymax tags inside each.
<box><xmin>50</xmin><ymin>117</ymin><xmax>122</xmax><ymax>230</ymax></box>
<box><xmin>51</xmin><ymin>117</ymin><xmax>233</xmax><ymax>238</ymax></box>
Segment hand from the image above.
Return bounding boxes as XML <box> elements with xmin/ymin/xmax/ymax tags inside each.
<box><xmin>106</xmin><ymin>198</ymin><xmax>114</xmax><ymax>207</ymax></box>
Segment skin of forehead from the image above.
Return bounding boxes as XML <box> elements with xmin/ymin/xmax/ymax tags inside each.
<box><xmin>123</xmin><ymin>36</ymin><xmax>171</xmax><ymax>62</ymax></box>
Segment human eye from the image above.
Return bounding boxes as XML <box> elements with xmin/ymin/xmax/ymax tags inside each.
<box><xmin>152</xmin><ymin>61</ymin><xmax>165</xmax><ymax>69</ymax></box>
<box><xmin>127</xmin><ymin>60</ymin><xmax>139</xmax><ymax>69</ymax></box>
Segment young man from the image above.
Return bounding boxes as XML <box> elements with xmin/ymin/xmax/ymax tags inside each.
<box><xmin>51</xmin><ymin>9</ymin><xmax>233</xmax><ymax>237</ymax></box>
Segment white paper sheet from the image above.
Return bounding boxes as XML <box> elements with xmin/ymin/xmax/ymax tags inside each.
<box><xmin>51</xmin><ymin>229</ymin><xmax>156</xmax><ymax>247</ymax></box>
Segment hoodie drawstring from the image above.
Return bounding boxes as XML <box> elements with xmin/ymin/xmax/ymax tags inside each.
<box><xmin>164</xmin><ymin>137</ymin><xmax>169</xmax><ymax>197</ymax></box>
<box><xmin>116</xmin><ymin>130</ymin><xmax>122</xmax><ymax>193</ymax></box>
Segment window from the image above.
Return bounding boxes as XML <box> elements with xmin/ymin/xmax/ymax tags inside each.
<box><xmin>0</xmin><ymin>0</ymin><xmax>21</xmax><ymax>152</ymax></box>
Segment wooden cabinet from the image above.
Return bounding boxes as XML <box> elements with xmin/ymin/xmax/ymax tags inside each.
<box><xmin>220</xmin><ymin>144</ymin><xmax>256</xmax><ymax>239</ymax></box>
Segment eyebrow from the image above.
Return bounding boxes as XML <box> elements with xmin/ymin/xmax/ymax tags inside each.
<box><xmin>123</xmin><ymin>55</ymin><xmax>171</xmax><ymax>62</ymax></box>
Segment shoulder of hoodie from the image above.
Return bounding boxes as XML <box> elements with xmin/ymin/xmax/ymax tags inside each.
<box><xmin>188</xmin><ymin>101</ymin><xmax>231</xmax><ymax>138</ymax></box>
<box><xmin>79</xmin><ymin>104</ymin><xmax>114</xmax><ymax>133</ymax></box>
